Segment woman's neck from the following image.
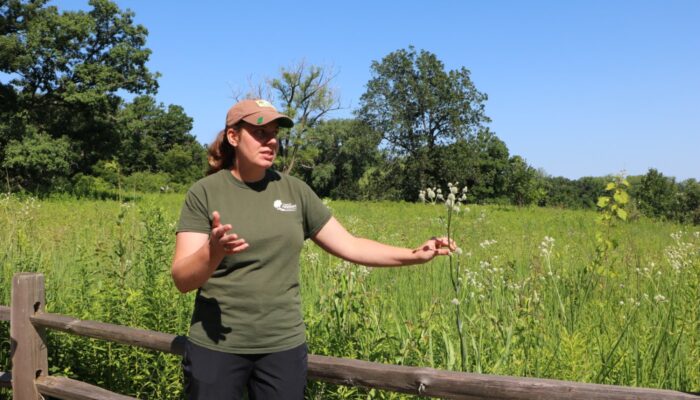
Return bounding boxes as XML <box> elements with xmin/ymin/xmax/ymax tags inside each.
<box><xmin>230</xmin><ymin>164</ymin><xmax>266</xmax><ymax>183</ymax></box>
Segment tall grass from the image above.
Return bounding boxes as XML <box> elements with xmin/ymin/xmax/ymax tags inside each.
<box><xmin>0</xmin><ymin>193</ymin><xmax>698</xmax><ymax>398</ymax></box>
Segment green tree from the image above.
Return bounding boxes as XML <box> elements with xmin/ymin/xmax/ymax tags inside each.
<box><xmin>357</xmin><ymin>46</ymin><xmax>490</xmax><ymax>200</ymax></box>
<box><xmin>159</xmin><ymin>143</ymin><xmax>207</xmax><ymax>186</ymax></box>
<box><xmin>505</xmin><ymin>155</ymin><xmax>543</xmax><ymax>206</ymax></box>
<box><xmin>301</xmin><ymin>119</ymin><xmax>384</xmax><ymax>199</ymax></box>
<box><xmin>637</xmin><ymin>168</ymin><xmax>678</xmax><ymax>219</ymax></box>
<box><xmin>116</xmin><ymin>95</ymin><xmax>198</xmax><ymax>174</ymax></box>
<box><xmin>265</xmin><ymin>61</ymin><xmax>341</xmax><ymax>175</ymax></box>
<box><xmin>541</xmin><ymin>176</ymin><xmax>578</xmax><ymax>208</ymax></box>
<box><xmin>571</xmin><ymin>176</ymin><xmax>607</xmax><ymax>209</ymax></box>
<box><xmin>677</xmin><ymin>179</ymin><xmax>700</xmax><ymax>225</ymax></box>
<box><xmin>434</xmin><ymin>128</ymin><xmax>510</xmax><ymax>203</ymax></box>
<box><xmin>0</xmin><ymin>0</ymin><xmax>159</xmax><ymax>173</ymax></box>
<box><xmin>2</xmin><ymin>130</ymin><xmax>77</xmax><ymax>192</ymax></box>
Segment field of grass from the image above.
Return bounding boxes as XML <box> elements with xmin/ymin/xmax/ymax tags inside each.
<box><xmin>1</xmin><ymin>192</ymin><xmax>698</xmax><ymax>399</ymax></box>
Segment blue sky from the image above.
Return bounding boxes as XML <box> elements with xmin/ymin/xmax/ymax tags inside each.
<box><xmin>51</xmin><ymin>0</ymin><xmax>699</xmax><ymax>180</ymax></box>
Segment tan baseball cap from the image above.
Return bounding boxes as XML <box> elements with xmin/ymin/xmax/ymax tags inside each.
<box><xmin>225</xmin><ymin>99</ymin><xmax>294</xmax><ymax>128</ymax></box>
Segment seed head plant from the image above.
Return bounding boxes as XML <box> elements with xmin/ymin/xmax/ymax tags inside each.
<box><xmin>419</xmin><ymin>182</ymin><xmax>469</xmax><ymax>370</ymax></box>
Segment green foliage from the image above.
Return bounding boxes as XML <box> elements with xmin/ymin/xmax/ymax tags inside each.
<box><xmin>621</xmin><ymin>169</ymin><xmax>699</xmax><ymax>225</ymax></box>
<box><xmin>116</xmin><ymin>95</ymin><xmax>199</xmax><ymax>175</ymax></box>
<box><xmin>637</xmin><ymin>168</ymin><xmax>679</xmax><ymax>220</ymax></box>
<box><xmin>541</xmin><ymin>176</ymin><xmax>606</xmax><ymax>209</ymax></box>
<box><xmin>267</xmin><ymin>61</ymin><xmax>341</xmax><ymax>175</ymax></box>
<box><xmin>677</xmin><ymin>179</ymin><xmax>700</xmax><ymax>225</ymax></box>
<box><xmin>504</xmin><ymin>155</ymin><xmax>545</xmax><ymax>206</ymax></box>
<box><xmin>91</xmin><ymin>159</ymin><xmax>123</xmax><ymax>187</ymax></box>
<box><xmin>0</xmin><ymin>0</ymin><xmax>160</xmax><ymax>172</ymax></box>
<box><xmin>433</xmin><ymin>129</ymin><xmax>510</xmax><ymax>203</ymax></box>
<box><xmin>301</xmin><ymin>119</ymin><xmax>384</xmax><ymax>199</ymax></box>
<box><xmin>2</xmin><ymin>130</ymin><xmax>77</xmax><ymax>192</ymax></box>
<box><xmin>1</xmin><ymin>195</ymin><xmax>699</xmax><ymax>397</ymax></box>
<box><xmin>0</xmin><ymin>0</ymin><xmax>206</xmax><ymax>197</ymax></box>
<box><xmin>358</xmin><ymin>46</ymin><xmax>490</xmax><ymax>200</ymax></box>
<box><xmin>71</xmin><ymin>173</ymin><xmax>116</xmax><ymax>199</ymax></box>
<box><xmin>592</xmin><ymin>175</ymin><xmax>631</xmax><ymax>278</ymax></box>
<box><xmin>356</xmin><ymin>162</ymin><xmax>403</xmax><ymax>201</ymax></box>
<box><xmin>121</xmin><ymin>171</ymin><xmax>171</xmax><ymax>193</ymax></box>
<box><xmin>158</xmin><ymin>143</ymin><xmax>206</xmax><ymax>185</ymax></box>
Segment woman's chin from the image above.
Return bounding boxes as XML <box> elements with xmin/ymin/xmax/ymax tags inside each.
<box><xmin>258</xmin><ymin>158</ymin><xmax>275</xmax><ymax>169</ymax></box>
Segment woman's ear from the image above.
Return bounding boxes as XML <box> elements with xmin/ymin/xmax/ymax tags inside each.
<box><xmin>226</xmin><ymin>128</ymin><xmax>238</xmax><ymax>147</ymax></box>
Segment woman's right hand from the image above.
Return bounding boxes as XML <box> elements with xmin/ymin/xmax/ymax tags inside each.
<box><xmin>209</xmin><ymin>211</ymin><xmax>249</xmax><ymax>258</ymax></box>
<box><xmin>171</xmin><ymin>211</ymin><xmax>249</xmax><ymax>293</ymax></box>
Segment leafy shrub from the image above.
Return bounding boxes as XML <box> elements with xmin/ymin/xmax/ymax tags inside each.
<box><xmin>2</xmin><ymin>131</ymin><xmax>77</xmax><ymax>193</ymax></box>
<box><xmin>122</xmin><ymin>171</ymin><xmax>173</xmax><ymax>193</ymax></box>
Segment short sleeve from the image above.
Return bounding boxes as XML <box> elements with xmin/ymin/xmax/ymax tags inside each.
<box><xmin>298</xmin><ymin>180</ymin><xmax>332</xmax><ymax>239</ymax></box>
<box><xmin>176</xmin><ymin>185</ymin><xmax>212</xmax><ymax>234</ymax></box>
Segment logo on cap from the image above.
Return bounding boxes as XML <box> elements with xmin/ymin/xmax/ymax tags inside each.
<box><xmin>255</xmin><ymin>100</ymin><xmax>275</xmax><ymax>109</ymax></box>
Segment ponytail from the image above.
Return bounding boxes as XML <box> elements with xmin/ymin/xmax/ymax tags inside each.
<box><xmin>206</xmin><ymin>126</ymin><xmax>238</xmax><ymax>175</ymax></box>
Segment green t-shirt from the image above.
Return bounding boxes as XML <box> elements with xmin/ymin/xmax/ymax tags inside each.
<box><xmin>176</xmin><ymin>169</ymin><xmax>331</xmax><ymax>353</ymax></box>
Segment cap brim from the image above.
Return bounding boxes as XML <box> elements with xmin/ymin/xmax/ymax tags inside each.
<box><xmin>242</xmin><ymin>111</ymin><xmax>294</xmax><ymax>128</ymax></box>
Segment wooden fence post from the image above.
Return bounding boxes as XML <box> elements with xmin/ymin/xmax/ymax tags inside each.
<box><xmin>11</xmin><ymin>273</ymin><xmax>48</xmax><ymax>400</ymax></box>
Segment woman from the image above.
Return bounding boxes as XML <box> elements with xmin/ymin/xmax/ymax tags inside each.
<box><xmin>172</xmin><ymin>99</ymin><xmax>455</xmax><ymax>399</ymax></box>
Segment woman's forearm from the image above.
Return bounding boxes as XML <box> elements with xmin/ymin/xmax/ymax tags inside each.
<box><xmin>171</xmin><ymin>240</ymin><xmax>223</xmax><ymax>293</ymax></box>
<box><xmin>313</xmin><ymin>217</ymin><xmax>454</xmax><ymax>267</ymax></box>
<box><xmin>338</xmin><ymin>237</ymin><xmax>422</xmax><ymax>267</ymax></box>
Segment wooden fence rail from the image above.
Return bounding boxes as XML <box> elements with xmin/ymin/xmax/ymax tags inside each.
<box><xmin>3</xmin><ymin>272</ymin><xmax>699</xmax><ymax>399</ymax></box>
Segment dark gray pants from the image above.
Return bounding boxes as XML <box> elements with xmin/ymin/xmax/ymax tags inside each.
<box><xmin>182</xmin><ymin>340</ymin><xmax>307</xmax><ymax>400</ymax></box>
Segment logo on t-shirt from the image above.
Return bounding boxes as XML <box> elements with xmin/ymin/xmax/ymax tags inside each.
<box><xmin>273</xmin><ymin>199</ymin><xmax>297</xmax><ymax>212</ymax></box>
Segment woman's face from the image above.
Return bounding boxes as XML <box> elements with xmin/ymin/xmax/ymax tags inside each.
<box><xmin>229</xmin><ymin>121</ymin><xmax>280</xmax><ymax>170</ymax></box>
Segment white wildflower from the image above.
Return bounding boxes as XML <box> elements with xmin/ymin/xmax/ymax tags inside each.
<box><xmin>539</xmin><ymin>236</ymin><xmax>555</xmax><ymax>257</ymax></box>
<box><xmin>479</xmin><ymin>239</ymin><xmax>497</xmax><ymax>248</ymax></box>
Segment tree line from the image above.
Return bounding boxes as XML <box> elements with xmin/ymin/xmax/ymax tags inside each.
<box><xmin>1</xmin><ymin>0</ymin><xmax>697</xmax><ymax>224</ymax></box>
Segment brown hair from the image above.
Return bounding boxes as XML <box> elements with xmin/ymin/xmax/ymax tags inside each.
<box><xmin>206</xmin><ymin>124</ymin><xmax>240</xmax><ymax>175</ymax></box>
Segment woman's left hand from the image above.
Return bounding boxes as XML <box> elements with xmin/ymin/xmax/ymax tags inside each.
<box><xmin>412</xmin><ymin>237</ymin><xmax>457</xmax><ymax>262</ymax></box>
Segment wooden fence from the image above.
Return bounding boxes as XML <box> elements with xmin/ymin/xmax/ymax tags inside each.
<box><xmin>2</xmin><ymin>272</ymin><xmax>699</xmax><ymax>399</ymax></box>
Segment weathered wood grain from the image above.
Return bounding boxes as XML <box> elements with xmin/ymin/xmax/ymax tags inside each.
<box><xmin>9</xmin><ymin>272</ymin><xmax>699</xmax><ymax>400</ymax></box>
<box><xmin>36</xmin><ymin>375</ymin><xmax>137</xmax><ymax>400</ymax></box>
<box><xmin>11</xmin><ymin>273</ymin><xmax>49</xmax><ymax>400</ymax></box>
<box><xmin>30</xmin><ymin>312</ymin><xmax>187</xmax><ymax>356</ymax></box>
<box><xmin>307</xmin><ymin>354</ymin><xmax>698</xmax><ymax>399</ymax></box>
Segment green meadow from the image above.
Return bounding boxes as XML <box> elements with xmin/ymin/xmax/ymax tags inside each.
<box><xmin>1</xmin><ymin>193</ymin><xmax>698</xmax><ymax>399</ymax></box>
